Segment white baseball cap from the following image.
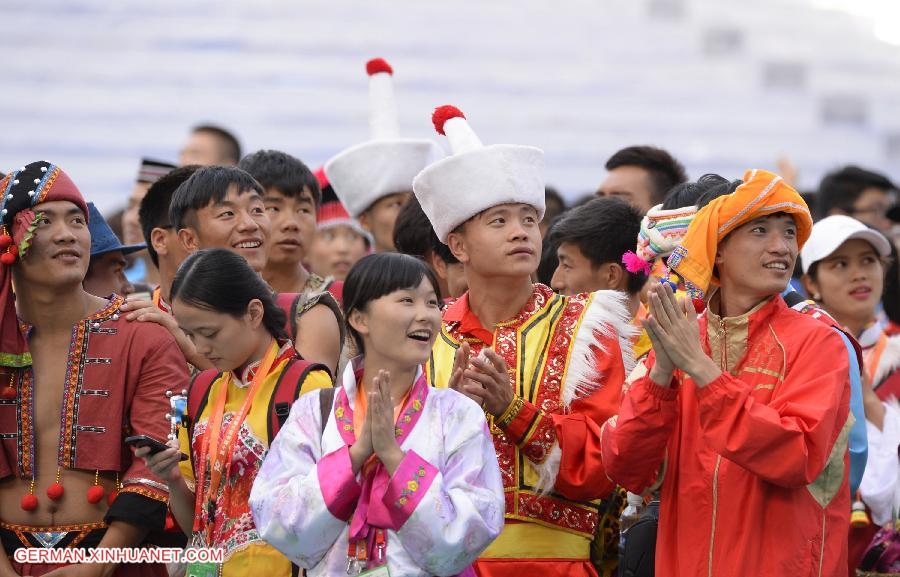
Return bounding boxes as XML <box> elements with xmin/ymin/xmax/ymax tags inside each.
<box><xmin>800</xmin><ymin>215</ymin><xmax>892</xmax><ymax>274</ymax></box>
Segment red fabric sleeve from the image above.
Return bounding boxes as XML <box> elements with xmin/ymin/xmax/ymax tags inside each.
<box><xmin>600</xmin><ymin>352</ymin><xmax>679</xmax><ymax>494</ymax></box>
<box><xmin>695</xmin><ymin>328</ymin><xmax>850</xmax><ymax>488</ymax></box>
<box><xmin>121</xmin><ymin>331</ymin><xmax>191</xmax><ymax>503</ymax></box>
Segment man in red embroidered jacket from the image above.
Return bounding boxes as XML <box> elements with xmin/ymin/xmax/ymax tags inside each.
<box><xmin>601</xmin><ymin>169</ymin><xmax>852</xmax><ymax>577</ymax></box>
<box><xmin>0</xmin><ymin>162</ymin><xmax>189</xmax><ymax>577</ymax></box>
<box><xmin>414</xmin><ymin>107</ymin><xmax>634</xmax><ymax>577</ymax></box>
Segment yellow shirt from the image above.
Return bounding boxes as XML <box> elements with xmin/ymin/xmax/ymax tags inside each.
<box><xmin>632</xmin><ymin>302</ymin><xmax>652</xmax><ymax>360</ymax></box>
<box><xmin>179</xmin><ymin>351</ymin><xmax>331</xmax><ymax>577</ymax></box>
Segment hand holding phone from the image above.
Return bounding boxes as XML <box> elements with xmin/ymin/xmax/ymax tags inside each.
<box><xmin>125</xmin><ymin>435</ymin><xmax>188</xmax><ymax>461</ymax></box>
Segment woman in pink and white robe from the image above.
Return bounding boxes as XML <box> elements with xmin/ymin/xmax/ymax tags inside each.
<box><xmin>250</xmin><ymin>253</ymin><xmax>504</xmax><ymax>577</ymax></box>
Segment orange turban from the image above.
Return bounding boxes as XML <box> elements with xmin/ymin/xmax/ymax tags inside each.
<box><xmin>666</xmin><ymin>169</ymin><xmax>812</xmax><ymax>298</ymax></box>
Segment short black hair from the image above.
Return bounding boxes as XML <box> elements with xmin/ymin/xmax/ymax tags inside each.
<box><xmin>662</xmin><ymin>173</ymin><xmax>741</xmax><ymax>210</ymax></box>
<box><xmin>238</xmin><ymin>149</ymin><xmax>321</xmax><ymax>207</ymax></box>
<box><xmin>139</xmin><ymin>165</ymin><xmax>200</xmax><ymax>267</ymax></box>
<box><xmin>548</xmin><ymin>197</ymin><xmax>645</xmax><ymax>294</ymax></box>
<box><xmin>817</xmin><ymin>165</ymin><xmax>896</xmax><ymax>219</ymax></box>
<box><xmin>342</xmin><ymin>253</ymin><xmax>442</xmax><ymax>355</ymax></box>
<box><xmin>606</xmin><ymin>145</ymin><xmax>688</xmax><ymax>205</ymax></box>
<box><xmin>800</xmin><ymin>191</ymin><xmax>817</xmax><ymax>217</ymax></box>
<box><xmin>571</xmin><ymin>193</ymin><xmax>597</xmax><ymax>208</ymax></box>
<box><xmin>393</xmin><ymin>196</ymin><xmax>459</xmax><ymax>265</ymax></box>
<box><xmin>537</xmin><ymin>226</ymin><xmax>560</xmax><ymax>286</ymax></box>
<box><xmin>544</xmin><ymin>186</ymin><xmax>567</xmax><ymax>222</ymax></box>
<box><xmin>170</xmin><ymin>249</ymin><xmax>288</xmax><ymax>340</ymax></box>
<box><xmin>169</xmin><ymin>165</ymin><xmax>264</xmax><ymax>231</ymax></box>
<box><xmin>193</xmin><ymin>124</ymin><xmax>242</xmax><ymax>165</ymax></box>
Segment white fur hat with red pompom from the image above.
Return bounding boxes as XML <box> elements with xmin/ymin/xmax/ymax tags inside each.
<box><xmin>412</xmin><ymin>105</ymin><xmax>545</xmax><ymax>243</ymax></box>
<box><xmin>324</xmin><ymin>58</ymin><xmax>444</xmax><ymax>219</ymax></box>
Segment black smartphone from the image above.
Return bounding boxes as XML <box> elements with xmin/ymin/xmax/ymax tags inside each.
<box><xmin>124</xmin><ymin>435</ymin><xmax>188</xmax><ymax>461</ymax></box>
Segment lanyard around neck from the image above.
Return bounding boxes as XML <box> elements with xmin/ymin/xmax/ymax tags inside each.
<box><xmin>192</xmin><ymin>338</ymin><xmax>279</xmax><ymax>537</ymax></box>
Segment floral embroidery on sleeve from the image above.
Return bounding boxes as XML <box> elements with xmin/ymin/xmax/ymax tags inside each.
<box><xmin>396</xmin><ymin>465</ymin><xmax>428</xmax><ymax>508</ymax></box>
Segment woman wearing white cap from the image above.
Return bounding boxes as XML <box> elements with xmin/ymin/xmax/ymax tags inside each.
<box><xmin>800</xmin><ymin>215</ymin><xmax>900</xmax><ymax>400</ymax></box>
<box><xmin>800</xmin><ymin>214</ymin><xmax>899</xmax><ymax>571</ymax></box>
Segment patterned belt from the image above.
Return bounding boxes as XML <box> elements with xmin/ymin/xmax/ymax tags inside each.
<box><xmin>0</xmin><ymin>520</ymin><xmax>106</xmax><ymax>553</ymax></box>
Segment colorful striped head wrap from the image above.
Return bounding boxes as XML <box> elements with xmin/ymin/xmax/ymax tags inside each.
<box><xmin>622</xmin><ymin>203</ymin><xmax>698</xmax><ymax>276</ymax></box>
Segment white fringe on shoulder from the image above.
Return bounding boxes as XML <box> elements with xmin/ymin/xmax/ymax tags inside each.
<box><xmin>532</xmin><ymin>290</ymin><xmax>637</xmax><ymax>495</ymax></box>
<box><xmin>873</xmin><ymin>334</ymin><xmax>900</xmax><ymax>388</ymax></box>
<box><xmin>561</xmin><ymin>290</ymin><xmax>638</xmax><ymax>412</ymax></box>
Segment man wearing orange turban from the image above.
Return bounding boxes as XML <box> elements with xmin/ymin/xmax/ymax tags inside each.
<box><xmin>665</xmin><ymin>168</ymin><xmax>813</xmax><ymax>298</ymax></box>
<box><xmin>602</xmin><ymin>169</ymin><xmax>852</xmax><ymax>576</ymax></box>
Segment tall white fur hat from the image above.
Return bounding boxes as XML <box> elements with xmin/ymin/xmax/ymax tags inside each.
<box><xmin>324</xmin><ymin>58</ymin><xmax>443</xmax><ymax>218</ymax></box>
<box><xmin>412</xmin><ymin>105</ymin><xmax>545</xmax><ymax>243</ymax></box>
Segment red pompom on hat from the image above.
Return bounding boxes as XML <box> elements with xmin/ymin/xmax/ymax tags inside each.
<box><xmin>412</xmin><ymin>106</ymin><xmax>545</xmax><ymax>243</ymax></box>
<box><xmin>366</xmin><ymin>58</ymin><xmax>393</xmax><ymax>76</ymax></box>
<box><xmin>432</xmin><ymin>105</ymin><xmax>466</xmax><ymax>136</ymax></box>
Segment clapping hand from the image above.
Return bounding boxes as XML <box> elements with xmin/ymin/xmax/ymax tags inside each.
<box><xmin>448</xmin><ymin>341</ymin><xmax>481</xmax><ymax>404</ymax></box>
<box><xmin>462</xmin><ymin>349</ymin><xmax>514</xmax><ymax>416</ymax></box>
<box><xmin>643</xmin><ymin>283</ymin><xmax>721</xmax><ymax>387</ymax></box>
<box><xmin>349</xmin><ymin>370</ymin><xmax>405</xmax><ymax>475</ymax></box>
<box><xmin>349</xmin><ymin>396</ymin><xmax>374</xmax><ymax>475</ymax></box>
<box><xmin>368</xmin><ymin>370</ymin><xmax>405</xmax><ymax>474</ymax></box>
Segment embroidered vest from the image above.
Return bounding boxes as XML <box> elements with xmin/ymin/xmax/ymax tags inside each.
<box><xmin>427</xmin><ymin>285</ymin><xmax>604</xmax><ymax>539</ymax></box>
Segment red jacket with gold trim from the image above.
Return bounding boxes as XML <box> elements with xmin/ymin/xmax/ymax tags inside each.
<box><xmin>0</xmin><ymin>295</ymin><xmax>190</xmax><ymax>528</ymax></box>
<box><xmin>601</xmin><ymin>295</ymin><xmax>852</xmax><ymax>577</ymax></box>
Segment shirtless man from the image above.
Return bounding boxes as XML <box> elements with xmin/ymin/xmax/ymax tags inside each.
<box><xmin>0</xmin><ymin>162</ymin><xmax>189</xmax><ymax>577</ymax></box>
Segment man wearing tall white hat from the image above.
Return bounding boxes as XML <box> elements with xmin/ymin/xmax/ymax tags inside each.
<box><xmin>325</xmin><ymin>58</ymin><xmax>442</xmax><ymax>254</ymax></box>
<box><xmin>415</xmin><ymin>106</ymin><xmax>635</xmax><ymax>577</ymax></box>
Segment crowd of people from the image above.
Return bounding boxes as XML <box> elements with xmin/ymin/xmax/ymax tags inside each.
<box><xmin>0</xmin><ymin>57</ymin><xmax>897</xmax><ymax>577</ymax></box>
